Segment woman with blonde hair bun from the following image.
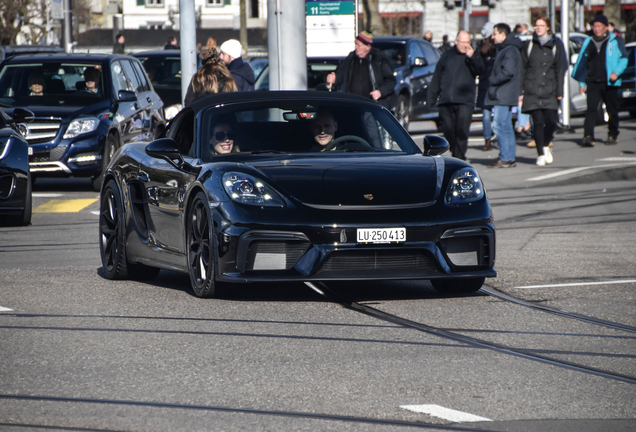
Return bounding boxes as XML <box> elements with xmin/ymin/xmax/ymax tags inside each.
<box><xmin>184</xmin><ymin>47</ymin><xmax>237</xmax><ymax>106</ymax></box>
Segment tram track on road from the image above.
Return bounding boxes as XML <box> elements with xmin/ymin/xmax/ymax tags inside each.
<box><xmin>305</xmin><ymin>282</ymin><xmax>636</xmax><ymax>385</ymax></box>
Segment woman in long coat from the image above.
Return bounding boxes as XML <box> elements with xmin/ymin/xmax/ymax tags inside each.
<box><xmin>184</xmin><ymin>47</ymin><xmax>237</xmax><ymax>106</ymax></box>
<box><xmin>520</xmin><ymin>16</ymin><xmax>566</xmax><ymax>166</ymax></box>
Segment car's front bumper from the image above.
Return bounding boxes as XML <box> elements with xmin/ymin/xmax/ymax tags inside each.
<box><xmin>215</xmin><ymin>222</ymin><xmax>496</xmax><ymax>283</ymax></box>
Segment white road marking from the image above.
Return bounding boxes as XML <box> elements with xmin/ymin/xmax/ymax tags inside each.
<box><xmin>527</xmin><ymin>162</ymin><xmax>636</xmax><ymax>182</ymax></box>
<box><xmin>0</xmin><ymin>306</ymin><xmax>14</xmax><ymax>312</ymax></box>
<box><xmin>32</xmin><ymin>193</ymin><xmax>63</xmax><ymax>197</ymax></box>
<box><xmin>515</xmin><ymin>279</ymin><xmax>636</xmax><ymax>289</ymax></box>
<box><xmin>400</xmin><ymin>404</ymin><xmax>492</xmax><ymax>422</ymax></box>
<box><xmin>91</xmin><ymin>211</ymin><xmax>100</xmax><ymax>215</ymax></box>
<box><xmin>598</xmin><ymin>157</ymin><xmax>636</xmax><ymax>162</ymax></box>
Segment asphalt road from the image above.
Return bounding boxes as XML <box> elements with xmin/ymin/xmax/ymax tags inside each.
<box><xmin>1</xmin><ymin>114</ymin><xmax>635</xmax><ymax>431</ymax></box>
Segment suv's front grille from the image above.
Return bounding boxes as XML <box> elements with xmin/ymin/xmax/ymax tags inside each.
<box><xmin>19</xmin><ymin>118</ymin><xmax>61</xmax><ymax>144</ymax></box>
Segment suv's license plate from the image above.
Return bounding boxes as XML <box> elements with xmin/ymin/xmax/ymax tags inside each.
<box><xmin>621</xmin><ymin>89</ymin><xmax>636</xmax><ymax>98</ymax></box>
<box><xmin>357</xmin><ymin>228</ymin><xmax>406</xmax><ymax>244</ymax></box>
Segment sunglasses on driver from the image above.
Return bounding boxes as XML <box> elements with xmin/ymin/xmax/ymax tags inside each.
<box><xmin>213</xmin><ymin>131</ymin><xmax>236</xmax><ymax>141</ymax></box>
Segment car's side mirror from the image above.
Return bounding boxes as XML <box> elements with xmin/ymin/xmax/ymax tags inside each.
<box><xmin>423</xmin><ymin>134</ymin><xmax>449</xmax><ymax>156</ymax></box>
<box><xmin>570</xmin><ymin>53</ymin><xmax>579</xmax><ymax>65</ymax></box>
<box><xmin>11</xmin><ymin>108</ymin><xmax>35</xmax><ymax>123</ymax></box>
<box><xmin>117</xmin><ymin>90</ymin><xmax>137</xmax><ymax>102</ymax></box>
<box><xmin>146</xmin><ymin>138</ymin><xmax>200</xmax><ymax>174</ymax></box>
<box><xmin>413</xmin><ymin>57</ymin><xmax>428</xmax><ymax>67</ymax></box>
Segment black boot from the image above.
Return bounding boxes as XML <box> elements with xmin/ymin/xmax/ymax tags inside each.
<box><xmin>483</xmin><ymin>137</ymin><xmax>492</xmax><ymax>151</ymax></box>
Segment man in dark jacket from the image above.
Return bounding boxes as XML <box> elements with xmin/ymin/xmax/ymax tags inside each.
<box><xmin>427</xmin><ymin>30</ymin><xmax>484</xmax><ymax>160</ymax></box>
<box><xmin>486</xmin><ymin>23</ymin><xmax>522</xmax><ymax>168</ymax></box>
<box><xmin>220</xmin><ymin>39</ymin><xmax>255</xmax><ymax>92</ymax></box>
<box><xmin>326</xmin><ymin>32</ymin><xmax>397</xmax><ymax>110</ymax></box>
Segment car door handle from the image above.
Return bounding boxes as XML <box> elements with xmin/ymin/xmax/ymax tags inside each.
<box><xmin>147</xmin><ymin>96</ymin><xmax>152</xmax><ymax>103</ymax></box>
<box><xmin>138</xmin><ymin>170</ymin><xmax>148</xmax><ymax>182</ymax></box>
<box><xmin>134</xmin><ymin>103</ymin><xmax>139</xmax><ymax>110</ymax></box>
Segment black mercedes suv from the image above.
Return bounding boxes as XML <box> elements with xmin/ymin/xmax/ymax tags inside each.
<box><xmin>0</xmin><ymin>53</ymin><xmax>165</xmax><ymax>191</ymax></box>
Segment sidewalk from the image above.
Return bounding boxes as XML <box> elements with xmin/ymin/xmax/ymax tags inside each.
<box><xmin>411</xmin><ymin>114</ymin><xmax>636</xmax><ymax>192</ymax></box>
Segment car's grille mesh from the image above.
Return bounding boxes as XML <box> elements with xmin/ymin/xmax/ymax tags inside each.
<box><xmin>30</xmin><ymin>151</ymin><xmax>50</xmax><ymax>163</ymax></box>
<box><xmin>317</xmin><ymin>250</ymin><xmax>437</xmax><ymax>273</ymax></box>
<box><xmin>49</xmin><ymin>145</ymin><xmax>67</xmax><ymax>161</ymax></box>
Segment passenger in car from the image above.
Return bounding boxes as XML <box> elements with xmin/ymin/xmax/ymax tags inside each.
<box><xmin>210</xmin><ymin>122</ymin><xmax>239</xmax><ymax>155</ymax></box>
<box><xmin>83</xmin><ymin>67</ymin><xmax>102</xmax><ymax>96</ymax></box>
<box><xmin>308</xmin><ymin>110</ymin><xmax>338</xmax><ymax>152</ymax></box>
<box><xmin>28</xmin><ymin>73</ymin><xmax>46</xmax><ymax>96</ymax></box>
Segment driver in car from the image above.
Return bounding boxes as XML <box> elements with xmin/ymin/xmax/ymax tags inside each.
<box><xmin>83</xmin><ymin>67</ymin><xmax>102</xmax><ymax>96</ymax></box>
<box><xmin>309</xmin><ymin>110</ymin><xmax>338</xmax><ymax>152</ymax></box>
<box><xmin>210</xmin><ymin>122</ymin><xmax>239</xmax><ymax>155</ymax></box>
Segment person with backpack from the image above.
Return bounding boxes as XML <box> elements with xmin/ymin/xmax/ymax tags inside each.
<box><xmin>520</xmin><ymin>16</ymin><xmax>566</xmax><ymax>166</ymax></box>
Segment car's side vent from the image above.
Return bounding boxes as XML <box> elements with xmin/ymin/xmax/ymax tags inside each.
<box><xmin>245</xmin><ymin>241</ymin><xmax>310</xmax><ymax>271</ymax></box>
<box><xmin>0</xmin><ymin>174</ymin><xmax>15</xmax><ymax>199</ymax></box>
<box><xmin>128</xmin><ymin>181</ymin><xmax>150</xmax><ymax>239</ymax></box>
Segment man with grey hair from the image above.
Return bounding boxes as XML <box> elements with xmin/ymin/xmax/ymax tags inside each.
<box><xmin>427</xmin><ymin>30</ymin><xmax>484</xmax><ymax>161</ymax></box>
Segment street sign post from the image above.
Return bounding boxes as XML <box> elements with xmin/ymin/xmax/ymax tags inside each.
<box><xmin>306</xmin><ymin>0</ymin><xmax>357</xmax><ymax>57</ymax></box>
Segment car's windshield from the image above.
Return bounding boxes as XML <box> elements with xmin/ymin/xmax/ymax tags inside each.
<box><xmin>0</xmin><ymin>62</ymin><xmax>106</xmax><ymax>108</ymax></box>
<box><xmin>136</xmin><ymin>55</ymin><xmax>182</xmax><ymax>86</ymax></box>
<box><xmin>199</xmin><ymin>100</ymin><xmax>418</xmax><ymax>162</ymax></box>
<box><xmin>373</xmin><ymin>43</ymin><xmax>406</xmax><ymax>68</ymax></box>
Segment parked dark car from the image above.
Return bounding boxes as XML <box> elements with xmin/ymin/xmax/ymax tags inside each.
<box><xmin>373</xmin><ymin>36</ymin><xmax>441</xmax><ymax>130</ymax></box>
<box><xmin>254</xmin><ymin>57</ymin><xmax>344</xmax><ymax>92</ymax></box>
<box><xmin>99</xmin><ymin>91</ymin><xmax>496</xmax><ymax>298</ymax></box>
<box><xmin>132</xmin><ymin>50</ymin><xmax>201</xmax><ymax>120</ymax></box>
<box><xmin>618</xmin><ymin>42</ymin><xmax>636</xmax><ymax>118</ymax></box>
<box><xmin>0</xmin><ymin>53</ymin><xmax>165</xmax><ymax>191</ymax></box>
<box><xmin>0</xmin><ymin>108</ymin><xmax>33</xmax><ymax>226</ymax></box>
<box><xmin>255</xmin><ymin>37</ymin><xmax>441</xmax><ymax>131</ymax></box>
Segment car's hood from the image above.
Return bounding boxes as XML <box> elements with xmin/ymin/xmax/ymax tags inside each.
<box><xmin>246</xmin><ymin>154</ymin><xmax>440</xmax><ymax>207</ymax></box>
<box><xmin>2</xmin><ymin>101</ymin><xmax>111</xmax><ymax>121</ymax></box>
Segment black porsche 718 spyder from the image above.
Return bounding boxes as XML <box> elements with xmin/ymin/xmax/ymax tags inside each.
<box><xmin>99</xmin><ymin>91</ymin><xmax>495</xmax><ymax>298</ymax></box>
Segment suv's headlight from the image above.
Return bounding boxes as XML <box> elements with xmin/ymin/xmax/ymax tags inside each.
<box><xmin>63</xmin><ymin>118</ymin><xmax>99</xmax><ymax>139</ymax></box>
<box><xmin>445</xmin><ymin>168</ymin><xmax>484</xmax><ymax>204</ymax></box>
<box><xmin>223</xmin><ymin>172</ymin><xmax>285</xmax><ymax>207</ymax></box>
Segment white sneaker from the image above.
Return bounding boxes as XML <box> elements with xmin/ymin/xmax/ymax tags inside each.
<box><xmin>544</xmin><ymin>147</ymin><xmax>553</xmax><ymax>164</ymax></box>
<box><xmin>536</xmin><ymin>155</ymin><xmax>546</xmax><ymax>166</ymax></box>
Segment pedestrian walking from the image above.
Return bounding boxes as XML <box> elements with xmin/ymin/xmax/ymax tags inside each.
<box><xmin>476</xmin><ymin>22</ymin><xmax>496</xmax><ymax>151</ymax></box>
<box><xmin>520</xmin><ymin>16</ymin><xmax>566</xmax><ymax>166</ymax></box>
<box><xmin>427</xmin><ymin>30</ymin><xmax>485</xmax><ymax>161</ymax></box>
<box><xmin>184</xmin><ymin>47</ymin><xmax>237</xmax><ymax>106</ymax></box>
<box><xmin>572</xmin><ymin>14</ymin><xmax>628</xmax><ymax>146</ymax></box>
<box><xmin>486</xmin><ymin>23</ymin><xmax>522</xmax><ymax>168</ymax></box>
<box><xmin>219</xmin><ymin>39</ymin><xmax>255</xmax><ymax>92</ymax></box>
<box><xmin>439</xmin><ymin>34</ymin><xmax>452</xmax><ymax>53</ymax></box>
<box><xmin>113</xmin><ymin>34</ymin><xmax>125</xmax><ymax>54</ymax></box>
<box><xmin>326</xmin><ymin>31</ymin><xmax>397</xmax><ymax>110</ymax></box>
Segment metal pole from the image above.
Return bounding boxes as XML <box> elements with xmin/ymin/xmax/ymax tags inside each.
<box><xmin>550</xmin><ymin>0</ymin><xmax>556</xmax><ymax>31</ymax></box>
<box><xmin>560</xmin><ymin>0</ymin><xmax>570</xmax><ymax>127</ymax></box>
<box><xmin>240</xmin><ymin>0</ymin><xmax>248</xmax><ymax>54</ymax></box>
<box><xmin>179</xmin><ymin>0</ymin><xmax>198</xmax><ymax>105</ymax></box>
<box><xmin>62</xmin><ymin>0</ymin><xmax>72</xmax><ymax>52</ymax></box>
<box><xmin>463</xmin><ymin>0</ymin><xmax>470</xmax><ymax>33</ymax></box>
<box><xmin>268</xmin><ymin>0</ymin><xmax>307</xmax><ymax>91</ymax></box>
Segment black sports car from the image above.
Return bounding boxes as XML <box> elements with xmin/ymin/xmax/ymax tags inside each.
<box><xmin>0</xmin><ymin>108</ymin><xmax>33</xmax><ymax>226</ymax></box>
<box><xmin>99</xmin><ymin>91</ymin><xmax>495</xmax><ymax>297</ymax></box>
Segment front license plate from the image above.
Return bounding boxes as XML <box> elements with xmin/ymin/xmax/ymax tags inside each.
<box><xmin>621</xmin><ymin>89</ymin><xmax>636</xmax><ymax>98</ymax></box>
<box><xmin>357</xmin><ymin>227</ymin><xmax>406</xmax><ymax>244</ymax></box>
<box><xmin>28</xmin><ymin>147</ymin><xmax>33</xmax><ymax>156</ymax></box>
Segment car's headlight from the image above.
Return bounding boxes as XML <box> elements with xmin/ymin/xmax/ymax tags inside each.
<box><xmin>445</xmin><ymin>168</ymin><xmax>484</xmax><ymax>205</ymax></box>
<box><xmin>164</xmin><ymin>104</ymin><xmax>182</xmax><ymax>120</ymax></box>
<box><xmin>223</xmin><ymin>172</ymin><xmax>285</xmax><ymax>207</ymax></box>
<box><xmin>63</xmin><ymin>118</ymin><xmax>99</xmax><ymax>139</ymax></box>
<box><xmin>0</xmin><ymin>137</ymin><xmax>11</xmax><ymax>160</ymax></box>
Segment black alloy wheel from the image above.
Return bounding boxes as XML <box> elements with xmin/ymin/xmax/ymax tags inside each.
<box><xmin>430</xmin><ymin>277</ymin><xmax>485</xmax><ymax>294</ymax></box>
<box><xmin>99</xmin><ymin>179</ymin><xmax>159</xmax><ymax>280</ymax></box>
<box><xmin>187</xmin><ymin>191</ymin><xmax>221</xmax><ymax>298</ymax></box>
<box><xmin>92</xmin><ymin>134</ymin><xmax>117</xmax><ymax>192</ymax></box>
<box><xmin>396</xmin><ymin>94</ymin><xmax>410</xmax><ymax>131</ymax></box>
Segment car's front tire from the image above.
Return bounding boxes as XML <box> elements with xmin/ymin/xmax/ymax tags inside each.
<box><xmin>99</xmin><ymin>179</ymin><xmax>159</xmax><ymax>280</ymax></box>
<box><xmin>92</xmin><ymin>134</ymin><xmax>117</xmax><ymax>192</ymax></box>
<box><xmin>430</xmin><ymin>277</ymin><xmax>485</xmax><ymax>294</ymax></box>
<box><xmin>395</xmin><ymin>94</ymin><xmax>410</xmax><ymax>131</ymax></box>
<box><xmin>187</xmin><ymin>191</ymin><xmax>222</xmax><ymax>298</ymax></box>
